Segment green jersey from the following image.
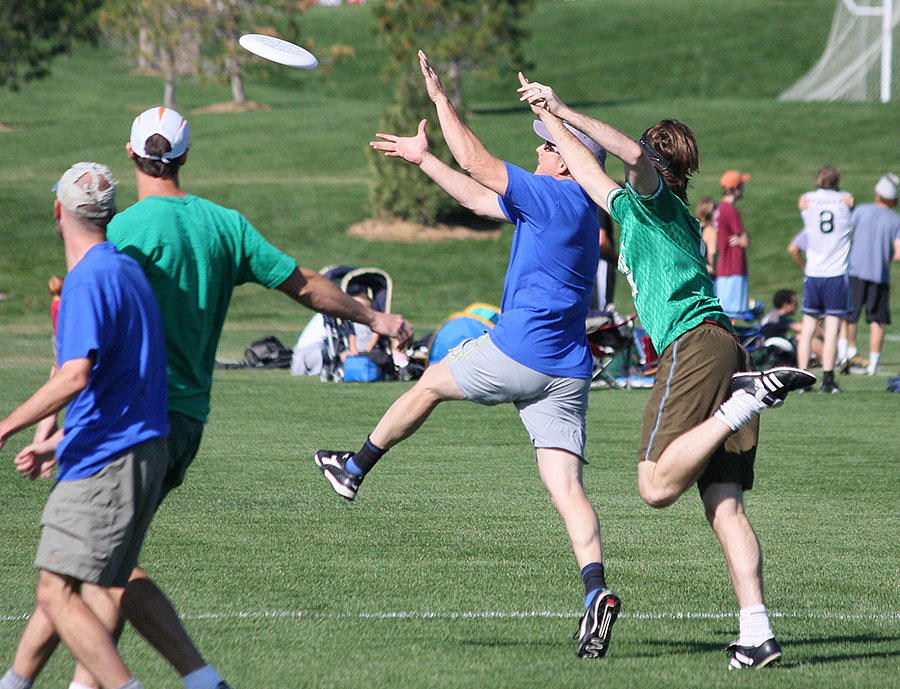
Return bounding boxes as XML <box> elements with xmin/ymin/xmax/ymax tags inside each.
<box><xmin>107</xmin><ymin>195</ymin><xmax>296</xmax><ymax>422</ymax></box>
<box><xmin>608</xmin><ymin>179</ymin><xmax>732</xmax><ymax>353</ymax></box>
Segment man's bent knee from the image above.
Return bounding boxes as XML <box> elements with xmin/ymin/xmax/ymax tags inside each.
<box><xmin>637</xmin><ymin>462</ymin><xmax>679</xmax><ymax>509</ymax></box>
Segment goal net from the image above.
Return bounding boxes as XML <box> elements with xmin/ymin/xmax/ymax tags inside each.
<box><xmin>780</xmin><ymin>0</ymin><xmax>900</xmax><ymax>102</ymax></box>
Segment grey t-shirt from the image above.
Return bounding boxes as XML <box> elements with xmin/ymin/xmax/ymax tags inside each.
<box><xmin>848</xmin><ymin>203</ymin><xmax>900</xmax><ymax>283</ymax></box>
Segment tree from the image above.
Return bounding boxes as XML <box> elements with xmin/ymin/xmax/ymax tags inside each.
<box><xmin>0</xmin><ymin>0</ymin><xmax>103</xmax><ymax>90</ymax></box>
<box><xmin>101</xmin><ymin>0</ymin><xmax>206</xmax><ymax>109</ymax></box>
<box><xmin>198</xmin><ymin>0</ymin><xmax>308</xmax><ymax>106</ymax></box>
<box><xmin>368</xmin><ymin>0</ymin><xmax>533</xmax><ymax>225</ymax></box>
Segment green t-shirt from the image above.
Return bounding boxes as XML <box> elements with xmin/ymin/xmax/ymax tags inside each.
<box><xmin>107</xmin><ymin>195</ymin><xmax>297</xmax><ymax>422</ymax></box>
<box><xmin>608</xmin><ymin>179</ymin><xmax>732</xmax><ymax>354</ymax></box>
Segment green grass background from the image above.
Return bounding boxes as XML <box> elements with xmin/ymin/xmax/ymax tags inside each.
<box><xmin>2</xmin><ymin>1</ymin><xmax>900</xmax><ymax>687</ymax></box>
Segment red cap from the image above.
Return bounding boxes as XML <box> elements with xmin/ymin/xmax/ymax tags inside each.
<box><xmin>720</xmin><ymin>170</ymin><xmax>750</xmax><ymax>190</ymax></box>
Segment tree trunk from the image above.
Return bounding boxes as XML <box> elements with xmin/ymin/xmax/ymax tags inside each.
<box><xmin>163</xmin><ymin>50</ymin><xmax>177</xmax><ymax>108</ymax></box>
<box><xmin>230</xmin><ymin>71</ymin><xmax>246</xmax><ymax>105</ymax></box>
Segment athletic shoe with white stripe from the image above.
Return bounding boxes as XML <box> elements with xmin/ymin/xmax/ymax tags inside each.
<box><xmin>727</xmin><ymin>637</ymin><xmax>782</xmax><ymax>669</ymax></box>
<box><xmin>314</xmin><ymin>450</ymin><xmax>363</xmax><ymax>500</ymax></box>
<box><xmin>574</xmin><ymin>589</ymin><xmax>621</xmax><ymax>658</ymax></box>
<box><xmin>731</xmin><ymin>366</ymin><xmax>817</xmax><ymax>408</ymax></box>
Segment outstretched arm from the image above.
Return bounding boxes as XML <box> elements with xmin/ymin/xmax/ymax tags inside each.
<box><xmin>517</xmin><ymin>76</ymin><xmax>659</xmax><ymax>198</ymax></box>
<box><xmin>276</xmin><ymin>269</ymin><xmax>414</xmax><ymax>348</ymax></box>
<box><xmin>370</xmin><ymin>119</ymin><xmax>506</xmax><ymax>221</ymax></box>
<box><xmin>418</xmin><ymin>50</ymin><xmax>508</xmax><ymax>196</ymax></box>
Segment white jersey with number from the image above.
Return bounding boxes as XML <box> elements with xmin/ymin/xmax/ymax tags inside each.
<box><xmin>799</xmin><ymin>188</ymin><xmax>853</xmax><ymax>277</ymax></box>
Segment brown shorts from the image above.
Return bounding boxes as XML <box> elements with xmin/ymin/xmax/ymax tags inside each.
<box><xmin>639</xmin><ymin>322</ymin><xmax>759</xmax><ymax>495</ymax></box>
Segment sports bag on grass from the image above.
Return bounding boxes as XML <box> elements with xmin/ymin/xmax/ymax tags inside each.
<box><xmin>245</xmin><ymin>336</ymin><xmax>293</xmax><ymax>369</ymax></box>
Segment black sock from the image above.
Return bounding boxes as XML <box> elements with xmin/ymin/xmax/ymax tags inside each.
<box><xmin>823</xmin><ymin>370</ymin><xmax>835</xmax><ymax>384</ymax></box>
<box><xmin>581</xmin><ymin>562</ymin><xmax>607</xmax><ymax>605</ymax></box>
<box><xmin>352</xmin><ymin>437</ymin><xmax>387</xmax><ymax>474</ymax></box>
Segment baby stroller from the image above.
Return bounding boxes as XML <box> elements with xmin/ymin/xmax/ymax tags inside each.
<box><xmin>318</xmin><ymin>265</ymin><xmax>396</xmax><ymax>382</ymax></box>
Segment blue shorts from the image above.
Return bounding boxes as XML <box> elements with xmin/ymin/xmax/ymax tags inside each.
<box><xmin>802</xmin><ymin>275</ymin><xmax>850</xmax><ymax>317</ymax></box>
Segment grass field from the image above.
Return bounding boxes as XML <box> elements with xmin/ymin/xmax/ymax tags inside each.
<box><xmin>2</xmin><ymin>0</ymin><xmax>900</xmax><ymax>687</ymax></box>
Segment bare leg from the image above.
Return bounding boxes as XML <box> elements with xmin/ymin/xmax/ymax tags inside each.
<box><xmin>34</xmin><ymin>571</ymin><xmax>132</xmax><ymax>689</ymax></box>
<box><xmin>536</xmin><ymin>448</ymin><xmax>602</xmax><ymax>568</ymax></box>
<box><xmin>846</xmin><ymin>321</ymin><xmax>858</xmax><ymax>352</ymax></box>
<box><xmin>10</xmin><ymin>607</ymin><xmax>59</xmax><ymax>680</ymax></box>
<box><xmin>701</xmin><ymin>482</ymin><xmax>764</xmax><ymax>608</ymax></box>
<box><xmin>71</xmin><ymin>586</ymin><xmax>126</xmax><ymax>688</ymax></box>
<box><xmin>637</xmin><ymin>417</ymin><xmax>733</xmax><ymax>508</ymax></box>
<box><xmin>821</xmin><ymin>315</ymin><xmax>841</xmax><ymax>371</ymax></box>
<box><xmin>797</xmin><ymin>314</ymin><xmax>819</xmax><ymax>370</ymax></box>
<box><xmin>870</xmin><ymin>322</ymin><xmax>885</xmax><ymax>355</ymax></box>
<box><xmin>369</xmin><ymin>359</ymin><xmax>465</xmax><ymax>450</ymax></box>
<box><xmin>120</xmin><ymin>567</ymin><xmax>205</xmax><ymax>677</ymax></box>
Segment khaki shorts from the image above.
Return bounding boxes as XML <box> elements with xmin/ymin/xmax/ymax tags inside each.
<box><xmin>447</xmin><ymin>334</ymin><xmax>589</xmax><ymax>458</ymax></box>
<box><xmin>35</xmin><ymin>437</ymin><xmax>167</xmax><ymax>587</ymax></box>
<box><xmin>639</xmin><ymin>323</ymin><xmax>758</xmax><ymax>494</ymax></box>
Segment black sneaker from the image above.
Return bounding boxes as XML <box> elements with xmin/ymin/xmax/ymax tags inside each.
<box><xmin>727</xmin><ymin>637</ymin><xmax>782</xmax><ymax>669</ymax></box>
<box><xmin>314</xmin><ymin>450</ymin><xmax>363</xmax><ymax>500</ymax></box>
<box><xmin>820</xmin><ymin>380</ymin><xmax>841</xmax><ymax>394</ymax></box>
<box><xmin>731</xmin><ymin>366</ymin><xmax>818</xmax><ymax>408</ymax></box>
<box><xmin>574</xmin><ymin>590</ymin><xmax>621</xmax><ymax>658</ymax></box>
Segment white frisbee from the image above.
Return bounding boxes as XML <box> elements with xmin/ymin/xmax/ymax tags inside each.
<box><xmin>239</xmin><ymin>34</ymin><xmax>318</xmax><ymax>69</ymax></box>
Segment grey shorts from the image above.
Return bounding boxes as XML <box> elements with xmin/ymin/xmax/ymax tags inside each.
<box><xmin>35</xmin><ymin>437</ymin><xmax>167</xmax><ymax>587</ymax></box>
<box><xmin>447</xmin><ymin>334</ymin><xmax>590</xmax><ymax>458</ymax></box>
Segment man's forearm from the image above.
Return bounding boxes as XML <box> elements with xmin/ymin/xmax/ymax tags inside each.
<box><xmin>419</xmin><ymin>152</ymin><xmax>505</xmax><ymax>220</ymax></box>
<box><xmin>554</xmin><ymin>105</ymin><xmax>643</xmax><ymax>167</ymax></box>
<box><xmin>0</xmin><ymin>361</ymin><xmax>88</xmax><ymax>445</ymax></box>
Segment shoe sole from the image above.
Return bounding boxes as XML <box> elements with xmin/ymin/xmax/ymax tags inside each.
<box><xmin>314</xmin><ymin>452</ymin><xmax>358</xmax><ymax>501</ymax></box>
<box><xmin>577</xmin><ymin>593</ymin><xmax>620</xmax><ymax>659</ymax></box>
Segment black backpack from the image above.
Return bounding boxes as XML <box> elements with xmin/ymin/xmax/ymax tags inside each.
<box><xmin>245</xmin><ymin>336</ymin><xmax>293</xmax><ymax>369</ymax></box>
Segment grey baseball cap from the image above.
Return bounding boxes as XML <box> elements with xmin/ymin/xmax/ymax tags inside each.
<box><xmin>52</xmin><ymin>162</ymin><xmax>117</xmax><ymax>220</ymax></box>
<box><xmin>533</xmin><ymin>120</ymin><xmax>607</xmax><ymax>167</ymax></box>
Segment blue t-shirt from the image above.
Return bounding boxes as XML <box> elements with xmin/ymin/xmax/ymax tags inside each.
<box><xmin>848</xmin><ymin>203</ymin><xmax>900</xmax><ymax>284</ymax></box>
<box><xmin>56</xmin><ymin>242</ymin><xmax>169</xmax><ymax>481</ymax></box>
<box><xmin>491</xmin><ymin>162</ymin><xmax>600</xmax><ymax>378</ymax></box>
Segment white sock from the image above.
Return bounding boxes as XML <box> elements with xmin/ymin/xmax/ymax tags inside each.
<box><xmin>183</xmin><ymin>665</ymin><xmax>223</xmax><ymax>689</ymax></box>
<box><xmin>69</xmin><ymin>683</ymin><xmax>96</xmax><ymax>689</ymax></box>
<box><xmin>847</xmin><ymin>345</ymin><xmax>858</xmax><ymax>360</ymax></box>
<box><xmin>867</xmin><ymin>352</ymin><xmax>880</xmax><ymax>375</ymax></box>
<box><xmin>737</xmin><ymin>604</ymin><xmax>774</xmax><ymax>647</ymax></box>
<box><xmin>114</xmin><ymin>680</ymin><xmax>142</xmax><ymax>689</ymax></box>
<box><xmin>837</xmin><ymin>338</ymin><xmax>848</xmax><ymax>361</ymax></box>
<box><xmin>0</xmin><ymin>670</ymin><xmax>33</xmax><ymax>689</ymax></box>
<box><xmin>714</xmin><ymin>389</ymin><xmax>764</xmax><ymax>432</ymax></box>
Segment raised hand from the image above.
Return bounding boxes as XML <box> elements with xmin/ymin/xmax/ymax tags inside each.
<box><xmin>370</xmin><ymin>119</ymin><xmax>429</xmax><ymax>166</ymax></box>
<box><xmin>516</xmin><ymin>73</ymin><xmax>565</xmax><ymax>116</ymax></box>
<box><xmin>418</xmin><ymin>50</ymin><xmax>447</xmax><ymax>103</ymax></box>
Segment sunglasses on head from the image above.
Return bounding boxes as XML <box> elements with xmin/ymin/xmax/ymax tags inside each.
<box><xmin>637</xmin><ymin>129</ymin><xmax>671</xmax><ymax>171</ymax></box>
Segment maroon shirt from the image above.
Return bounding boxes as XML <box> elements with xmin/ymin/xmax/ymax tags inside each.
<box><xmin>714</xmin><ymin>200</ymin><xmax>748</xmax><ymax>278</ymax></box>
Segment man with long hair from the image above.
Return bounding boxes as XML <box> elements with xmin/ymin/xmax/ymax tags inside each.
<box><xmin>517</xmin><ymin>77</ymin><xmax>814</xmax><ymax>670</ymax></box>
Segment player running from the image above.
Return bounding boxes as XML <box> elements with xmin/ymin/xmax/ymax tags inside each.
<box><xmin>517</xmin><ymin>77</ymin><xmax>814</xmax><ymax>670</ymax></box>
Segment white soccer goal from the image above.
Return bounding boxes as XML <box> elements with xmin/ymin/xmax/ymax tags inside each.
<box><xmin>780</xmin><ymin>0</ymin><xmax>900</xmax><ymax>103</ymax></box>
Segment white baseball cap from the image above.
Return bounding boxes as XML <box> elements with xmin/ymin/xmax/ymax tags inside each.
<box><xmin>875</xmin><ymin>173</ymin><xmax>898</xmax><ymax>201</ymax></box>
<box><xmin>533</xmin><ymin>120</ymin><xmax>607</xmax><ymax>167</ymax></box>
<box><xmin>53</xmin><ymin>162</ymin><xmax>117</xmax><ymax>220</ymax></box>
<box><xmin>130</xmin><ymin>106</ymin><xmax>190</xmax><ymax>162</ymax></box>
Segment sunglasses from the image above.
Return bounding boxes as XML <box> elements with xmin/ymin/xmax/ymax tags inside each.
<box><xmin>636</xmin><ymin>129</ymin><xmax>671</xmax><ymax>171</ymax></box>
<box><xmin>542</xmin><ymin>141</ymin><xmax>559</xmax><ymax>153</ymax></box>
